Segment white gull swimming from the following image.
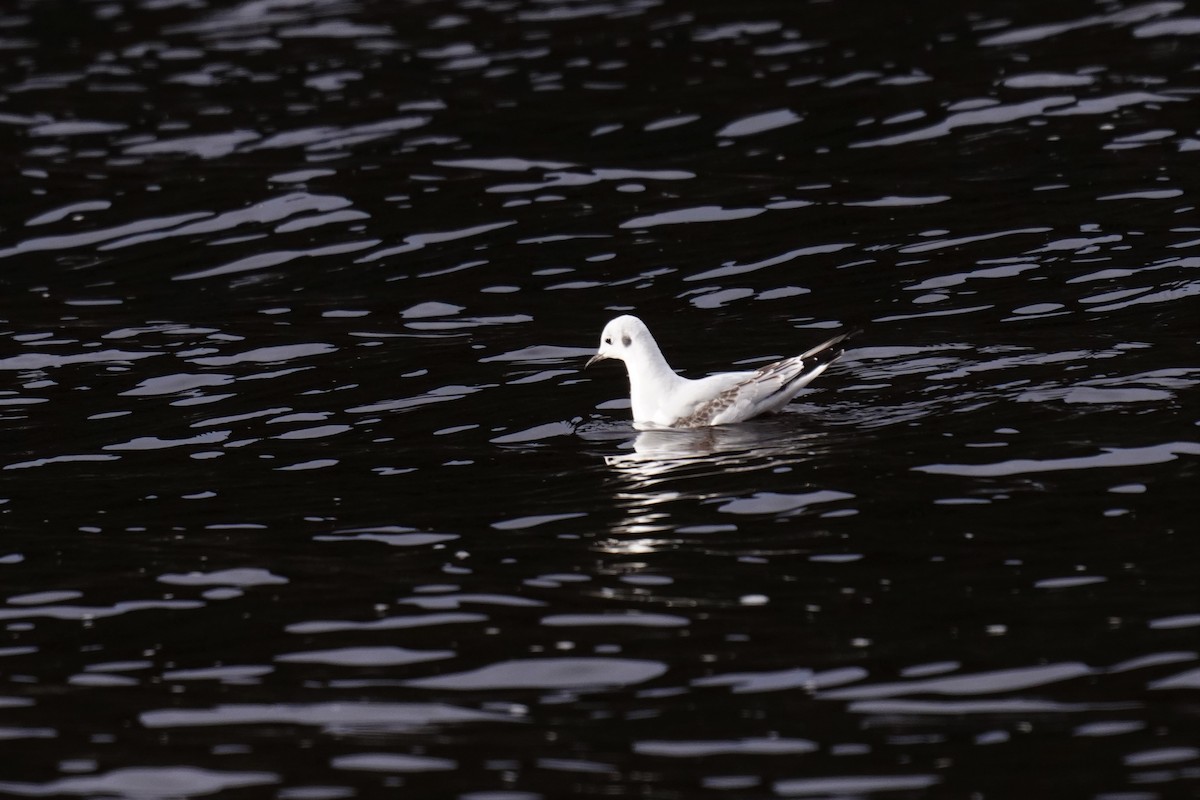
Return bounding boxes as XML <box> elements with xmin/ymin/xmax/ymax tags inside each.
<box><xmin>586</xmin><ymin>315</ymin><xmax>854</xmax><ymax>428</ymax></box>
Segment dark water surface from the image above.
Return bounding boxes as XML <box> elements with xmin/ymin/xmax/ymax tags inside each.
<box><xmin>2</xmin><ymin>0</ymin><xmax>1199</xmax><ymax>797</ymax></box>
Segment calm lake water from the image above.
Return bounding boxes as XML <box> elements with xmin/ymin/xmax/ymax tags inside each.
<box><xmin>2</xmin><ymin>0</ymin><xmax>1199</xmax><ymax>797</ymax></box>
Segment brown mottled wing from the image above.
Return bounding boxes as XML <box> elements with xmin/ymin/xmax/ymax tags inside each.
<box><xmin>673</xmin><ymin>386</ymin><xmax>740</xmax><ymax>428</ymax></box>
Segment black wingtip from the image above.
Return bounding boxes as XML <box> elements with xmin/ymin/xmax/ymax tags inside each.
<box><xmin>833</xmin><ymin>327</ymin><xmax>863</xmax><ymax>348</ymax></box>
<box><xmin>800</xmin><ymin>327</ymin><xmax>861</xmax><ymax>361</ymax></box>
<box><xmin>829</xmin><ymin>327</ymin><xmax>863</xmax><ymax>357</ymax></box>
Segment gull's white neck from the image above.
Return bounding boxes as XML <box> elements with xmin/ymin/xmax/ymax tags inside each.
<box><xmin>624</xmin><ymin>333</ymin><xmax>682</xmax><ymax>423</ymax></box>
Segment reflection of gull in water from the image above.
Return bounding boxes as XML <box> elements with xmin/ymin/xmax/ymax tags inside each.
<box><xmin>604</xmin><ymin>428</ymin><xmax>748</xmax><ymax>473</ymax></box>
<box><xmin>605</xmin><ymin>424</ymin><xmax>825</xmax><ymax>474</ymax></box>
<box><xmin>586</xmin><ymin>315</ymin><xmax>854</xmax><ymax>428</ymax></box>
<box><xmin>599</xmin><ymin>422</ymin><xmax>833</xmax><ymax>545</ymax></box>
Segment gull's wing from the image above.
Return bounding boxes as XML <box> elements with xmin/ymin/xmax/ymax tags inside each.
<box><xmin>672</xmin><ymin>330</ymin><xmax>855</xmax><ymax>427</ymax></box>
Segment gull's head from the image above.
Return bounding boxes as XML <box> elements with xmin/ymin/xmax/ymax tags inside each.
<box><xmin>586</xmin><ymin>315</ymin><xmax>648</xmax><ymax>368</ymax></box>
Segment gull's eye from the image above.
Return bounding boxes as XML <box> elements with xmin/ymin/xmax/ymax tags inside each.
<box><xmin>604</xmin><ymin>337</ymin><xmax>612</xmax><ymax>345</ymax></box>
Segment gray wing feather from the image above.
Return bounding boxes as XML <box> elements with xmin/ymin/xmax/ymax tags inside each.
<box><xmin>672</xmin><ymin>330</ymin><xmax>855</xmax><ymax>427</ymax></box>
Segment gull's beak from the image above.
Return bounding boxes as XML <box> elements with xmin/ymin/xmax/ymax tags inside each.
<box><xmin>585</xmin><ymin>352</ymin><xmax>608</xmax><ymax>369</ymax></box>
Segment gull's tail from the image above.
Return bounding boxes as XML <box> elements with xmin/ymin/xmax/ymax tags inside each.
<box><xmin>781</xmin><ymin>328</ymin><xmax>860</xmax><ymax>394</ymax></box>
<box><xmin>797</xmin><ymin>328</ymin><xmax>859</xmax><ymax>362</ymax></box>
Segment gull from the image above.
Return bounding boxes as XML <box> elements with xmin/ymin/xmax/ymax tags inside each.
<box><xmin>586</xmin><ymin>315</ymin><xmax>854</xmax><ymax>428</ymax></box>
